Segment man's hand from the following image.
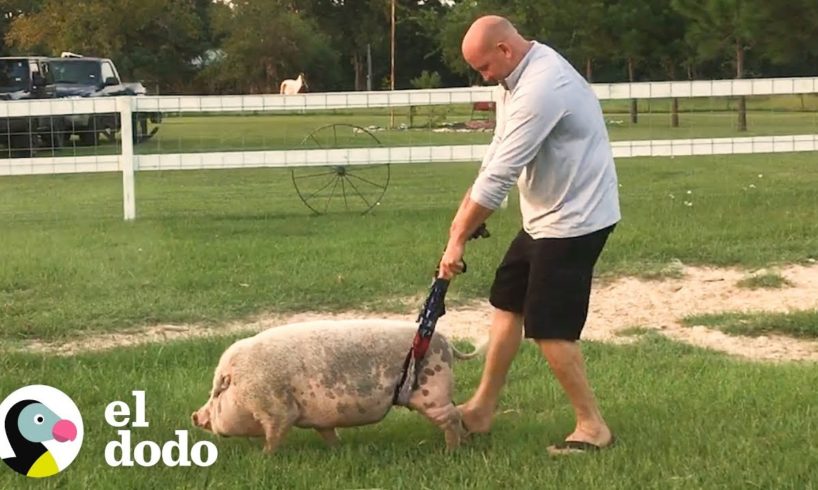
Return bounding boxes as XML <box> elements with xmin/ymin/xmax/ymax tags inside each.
<box><xmin>438</xmin><ymin>240</ymin><xmax>466</xmax><ymax>279</ymax></box>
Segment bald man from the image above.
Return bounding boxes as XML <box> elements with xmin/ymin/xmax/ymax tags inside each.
<box><xmin>437</xmin><ymin>15</ymin><xmax>620</xmax><ymax>455</ymax></box>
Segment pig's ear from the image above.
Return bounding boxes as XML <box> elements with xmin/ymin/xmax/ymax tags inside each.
<box><xmin>212</xmin><ymin>374</ymin><xmax>232</xmax><ymax>398</ymax></box>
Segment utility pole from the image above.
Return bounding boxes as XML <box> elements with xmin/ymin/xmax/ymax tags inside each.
<box><xmin>367</xmin><ymin>43</ymin><xmax>372</xmax><ymax>91</ymax></box>
<box><xmin>390</xmin><ymin>0</ymin><xmax>396</xmax><ymax>128</ymax></box>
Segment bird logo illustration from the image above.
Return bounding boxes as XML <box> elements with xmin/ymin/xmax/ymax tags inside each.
<box><xmin>1</xmin><ymin>386</ymin><xmax>83</xmax><ymax>478</ymax></box>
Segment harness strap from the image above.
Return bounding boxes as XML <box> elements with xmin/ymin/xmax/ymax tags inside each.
<box><xmin>393</xmin><ymin>278</ymin><xmax>449</xmax><ymax>405</ymax></box>
<box><xmin>391</xmin><ymin>222</ymin><xmax>490</xmax><ymax>406</ymax></box>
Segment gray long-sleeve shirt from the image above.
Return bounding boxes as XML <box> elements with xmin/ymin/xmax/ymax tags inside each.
<box><xmin>470</xmin><ymin>41</ymin><xmax>621</xmax><ymax>239</ymax></box>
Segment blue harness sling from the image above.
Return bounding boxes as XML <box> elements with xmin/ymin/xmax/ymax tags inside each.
<box><xmin>392</xmin><ymin>223</ymin><xmax>490</xmax><ymax>406</ymax></box>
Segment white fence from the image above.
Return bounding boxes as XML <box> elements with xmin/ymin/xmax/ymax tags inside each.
<box><xmin>1</xmin><ymin>77</ymin><xmax>817</xmax><ymax>219</ymax></box>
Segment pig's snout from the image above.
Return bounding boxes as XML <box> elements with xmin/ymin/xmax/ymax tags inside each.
<box><xmin>192</xmin><ymin>409</ymin><xmax>212</xmax><ymax>431</ymax></box>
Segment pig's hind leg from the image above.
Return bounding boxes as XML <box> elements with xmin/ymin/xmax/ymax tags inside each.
<box><xmin>316</xmin><ymin>428</ymin><xmax>340</xmax><ymax>447</ymax></box>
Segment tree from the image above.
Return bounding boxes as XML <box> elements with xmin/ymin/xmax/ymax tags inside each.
<box><xmin>0</xmin><ymin>0</ymin><xmax>43</xmax><ymax>55</ymax></box>
<box><xmin>202</xmin><ymin>0</ymin><xmax>341</xmax><ymax>94</ymax></box>
<box><xmin>672</xmin><ymin>0</ymin><xmax>768</xmax><ymax>131</ymax></box>
<box><xmin>294</xmin><ymin>0</ymin><xmax>390</xmax><ymax>91</ymax></box>
<box><xmin>608</xmin><ymin>0</ymin><xmax>661</xmax><ymax>123</ymax></box>
<box><xmin>6</xmin><ymin>0</ymin><xmax>209</xmax><ymax>93</ymax></box>
<box><xmin>754</xmin><ymin>0</ymin><xmax>818</xmax><ymax>75</ymax></box>
<box><xmin>437</xmin><ymin>0</ymin><xmax>484</xmax><ymax>84</ymax></box>
<box><xmin>529</xmin><ymin>0</ymin><xmax>614</xmax><ymax>82</ymax></box>
<box><xmin>393</xmin><ymin>0</ymin><xmax>463</xmax><ymax>89</ymax></box>
<box><xmin>646</xmin><ymin>1</ymin><xmax>690</xmax><ymax>127</ymax></box>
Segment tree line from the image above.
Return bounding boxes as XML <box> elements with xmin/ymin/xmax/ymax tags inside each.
<box><xmin>2</xmin><ymin>0</ymin><xmax>817</xmax><ymax>96</ymax></box>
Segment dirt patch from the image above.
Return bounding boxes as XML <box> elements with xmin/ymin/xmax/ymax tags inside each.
<box><xmin>18</xmin><ymin>263</ymin><xmax>818</xmax><ymax>362</ymax></box>
<box><xmin>582</xmin><ymin>263</ymin><xmax>818</xmax><ymax>362</ymax></box>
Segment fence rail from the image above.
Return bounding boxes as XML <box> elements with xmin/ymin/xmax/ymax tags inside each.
<box><xmin>1</xmin><ymin>76</ymin><xmax>817</xmax><ymax>219</ymax></box>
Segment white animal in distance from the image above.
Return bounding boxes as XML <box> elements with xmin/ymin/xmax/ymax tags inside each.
<box><xmin>280</xmin><ymin>73</ymin><xmax>308</xmax><ymax>94</ymax></box>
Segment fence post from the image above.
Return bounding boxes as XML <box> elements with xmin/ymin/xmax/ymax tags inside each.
<box><xmin>118</xmin><ymin>96</ymin><xmax>136</xmax><ymax>220</ymax></box>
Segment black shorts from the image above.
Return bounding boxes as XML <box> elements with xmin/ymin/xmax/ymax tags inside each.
<box><xmin>488</xmin><ymin>224</ymin><xmax>616</xmax><ymax>341</ymax></box>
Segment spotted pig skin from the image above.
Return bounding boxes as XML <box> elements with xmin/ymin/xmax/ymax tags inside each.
<box><xmin>191</xmin><ymin>319</ymin><xmax>485</xmax><ymax>453</ymax></box>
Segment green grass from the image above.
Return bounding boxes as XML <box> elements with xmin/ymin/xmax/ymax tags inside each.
<box><xmin>1</xmin><ymin>335</ymin><xmax>817</xmax><ymax>489</ymax></box>
<box><xmin>1</xmin><ymin>151</ymin><xmax>817</xmax><ymax>343</ymax></box>
<box><xmin>135</xmin><ymin>112</ymin><xmax>494</xmax><ymax>154</ymax></box>
<box><xmin>30</xmin><ymin>93</ymin><xmax>818</xmax><ymax>158</ymax></box>
<box><xmin>133</xmin><ymin>107</ymin><xmax>816</xmax><ymax>154</ymax></box>
<box><xmin>616</xmin><ymin>326</ymin><xmax>654</xmax><ymax>337</ymax></box>
<box><xmin>682</xmin><ymin>310</ymin><xmax>818</xmax><ymax>339</ymax></box>
<box><xmin>603</xmin><ymin>110</ymin><xmax>818</xmax><ymax>141</ymax></box>
<box><xmin>736</xmin><ymin>271</ymin><xmax>794</xmax><ymax>289</ymax></box>
<box><xmin>600</xmin><ymin>93</ymin><xmax>818</xmax><ymax>113</ymax></box>
<box><xmin>127</xmin><ymin>109</ymin><xmax>817</xmax><ymax>155</ymax></box>
<box><xmin>624</xmin><ymin>258</ymin><xmax>687</xmax><ymax>280</ymax></box>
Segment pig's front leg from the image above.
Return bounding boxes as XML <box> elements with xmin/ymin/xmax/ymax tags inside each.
<box><xmin>410</xmin><ymin>398</ymin><xmax>466</xmax><ymax>451</ymax></box>
<box><xmin>248</xmin><ymin>395</ymin><xmax>300</xmax><ymax>454</ymax></box>
<box><xmin>255</xmin><ymin>412</ymin><xmax>296</xmax><ymax>454</ymax></box>
<box><xmin>407</xmin><ymin>354</ymin><xmax>466</xmax><ymax>450</ymax></box>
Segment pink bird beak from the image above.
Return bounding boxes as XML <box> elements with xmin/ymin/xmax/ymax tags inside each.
<box><xmin>52</xmin><ymin>419</ymin><xmax>77</xmax><ymax>442</ymax></box>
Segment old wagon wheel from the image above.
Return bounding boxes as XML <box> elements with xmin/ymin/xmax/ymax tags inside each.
<box><xmin>292</xmin><ymin>123</ymin><xmax>390</xmax><ymax>215</ymax></box>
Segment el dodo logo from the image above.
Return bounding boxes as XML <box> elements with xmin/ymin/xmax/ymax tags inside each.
<box><xmin>0</xmin><ymin>385</ymin><xmax>83</xmax><ymax>478</ymax></box>
<box><xmin>104</xmin><ymin>391</ymin><xmax>217</xmax><ymax>468</ymax></box>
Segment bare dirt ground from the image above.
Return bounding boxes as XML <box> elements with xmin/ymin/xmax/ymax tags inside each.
<box><xmin>21</xmin><ymin>263</ymin><xmax>818</xmax><ymax>362</ymax></box>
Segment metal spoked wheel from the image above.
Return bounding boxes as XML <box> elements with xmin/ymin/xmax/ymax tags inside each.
<box><xmin>292</xmin><ymin>123</ymin><xmax>390</xmax><ymax>215</ymax></box>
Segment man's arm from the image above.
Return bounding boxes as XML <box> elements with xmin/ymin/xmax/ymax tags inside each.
<box><xmin>438</xmin><ymin>196</ymin><xmax>493</xmax><ymax>279</ymax></box>
<box><xmin>449</xmin><ymin>195</ymin><xmax>493</xmax><ymax>245</ymax></box>
<box><xmin>438</xmin><ymin>135</ymin><xmax>499</xmax><ymax>279</ymax></box>
<box><xmin>438</xmin><ymin>86</ymin><xmax>566</xmax><ymax>279</ymax></box>
<box><xmin>449</xmin><ymin>135</ymin><xmax>496</xmax><ymax>241</ymax></box>
<box><xmin>448</xmin><ymin>98</ymin><xmax>504</xmax><ymax>240</ymax></box>
<box><xmin>438</xmin><ymin>184</ymin><xmax>493</xmax><ymax>278</ymax></box>
<box><xmin>469</xmin><ymin>100</ymin><xmax>562</xmax><ymax>210</ymax></box>
<box><xmin>454</xmin><ymin>186</ymin><xmax>473</xmax><ymax>219</ymax></box>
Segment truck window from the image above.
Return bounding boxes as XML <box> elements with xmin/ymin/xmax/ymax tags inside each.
<box><xmin>50</xmin><ymin>60</ymin><xmax>101</xmax><ymax>85</ymax></box>
<box><xmin>101</xmin><ymin>62</ymin><xmax>116</xmax><ymax>83</ymax></box>
<box><xmin>0</xmin><ymin>60</ymin><xmax>30</xmax><ymax>91</ymax></box>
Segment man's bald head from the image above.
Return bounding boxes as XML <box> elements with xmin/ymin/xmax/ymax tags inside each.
<box><xmin>461</xmin><ymin>15</ymin><xmax>530</xmax><ymax>84</ymax></box>
<box><xmin>462</xmin><ymin>15</ymin><xmax>517</xmax><ymax>54</ymax></box>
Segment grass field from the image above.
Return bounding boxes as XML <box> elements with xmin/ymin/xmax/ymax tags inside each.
<box><xmin>683</xmin><ymin>310</ymin><xmax>818</xmax><ymax>339</ymax></box>
<box><xmin>129</xmin><ymin>110</ymin><xmax>817</xmax><ymax>154</ymax></box>
<box><xmin>1</xmin><ymin>92</ymin><xmax>817</xmax><ymax>488</ymax></box>
<box><xmin>1</xmin><ymin>152</ymin><xmax>817</xmax><ymax>343</ymax></box>
<box><xmin>1</xmin><ymin>333</ymin><xmax>817</xmax><ymax>489</ymax></box>
<box><xmin>736</xmin><ymin>271</ymin><xmax>794</xmax><ymax>289</ymax></box>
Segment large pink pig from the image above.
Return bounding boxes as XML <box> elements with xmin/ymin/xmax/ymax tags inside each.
<box><xmin>191</xmin><ymin>319</ymin><xmax>486</xmax><ymax>453</ymax></box>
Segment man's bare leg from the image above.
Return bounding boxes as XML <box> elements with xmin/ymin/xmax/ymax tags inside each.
<box><xmin>457</xmin><ymin>308</ymin><xmax>523</xmax><ymax>433</ymax></box>
<box><xmin>537</xmin><ymin>340</ymin><xmax>614</xmax><ymax>450</ymax></box>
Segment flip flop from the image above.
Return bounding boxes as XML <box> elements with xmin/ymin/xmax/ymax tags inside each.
<box><xmin>547</xmin><ymin>435</ymin><xmax>616</xmax><ymax>456</ymax></box>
